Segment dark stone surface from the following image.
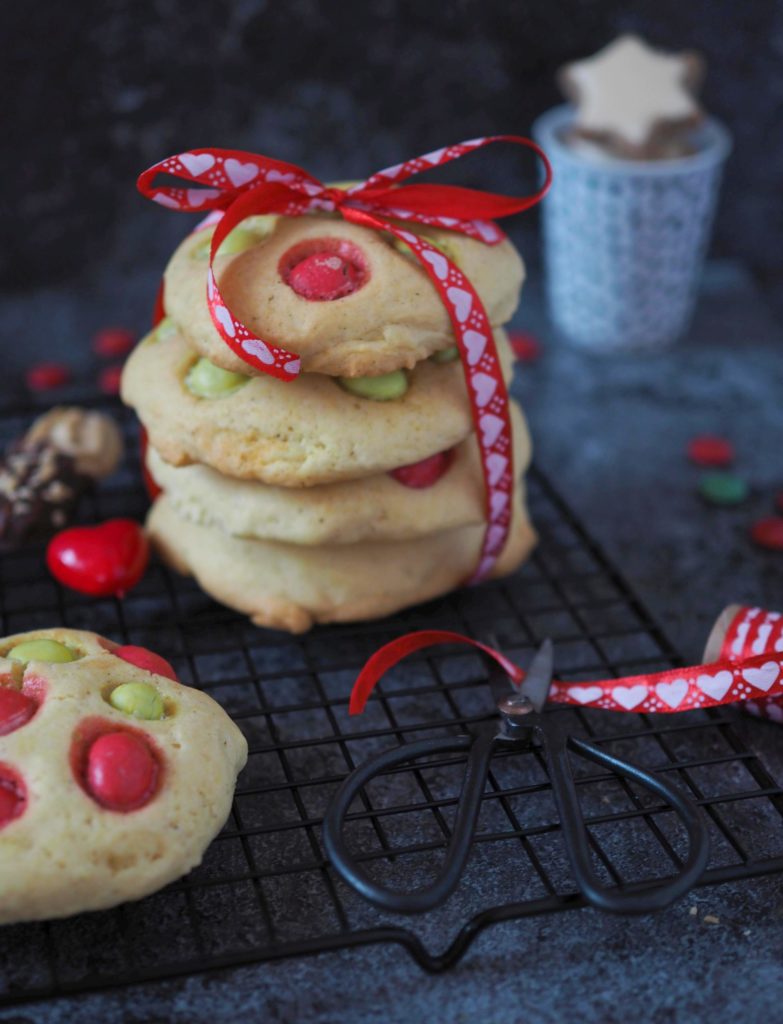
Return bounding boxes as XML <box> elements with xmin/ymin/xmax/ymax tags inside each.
<box><xmin>4</xmin><ymin>0</ymin><xmax>783</xmax><ymax>290</ymax></box>
<box><xmin>1</xmin><ymin>260</ymin><xmax>782</xmax><ymax>1023</ymax></box>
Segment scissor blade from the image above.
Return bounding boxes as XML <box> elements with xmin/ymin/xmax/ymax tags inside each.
<box><xmin>519</xmin><ymin>639</ymin><xmax>555</xmax><ymax>713</ymax></box>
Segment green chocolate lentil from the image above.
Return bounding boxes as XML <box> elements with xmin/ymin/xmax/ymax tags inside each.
<box><xmin>338</xmin><ymin>370</ymin><xmax>409</xmax><ymax>401</ymax></box>
<box><xmin>109</xmin><ymin>682</ymin><xmax>165</xmax><ymax>721</ymax></box>
<box><xmin>191</xmin><ymin>223</ymin><xmax>273</xmax><ymax>261</ymax></box>
<box><xmin>185</xmin><ymin>358</ymin><xmax>249</xmax><ymax>399</ymax></box>
<box><xmin>7</xmin><ymin>639</ymin><xmax>78</xmax><ymax>665</ymax></box>
<box><xmin>431</xmin><ymin>345</ymin><xmax>459</xmax><ymax>364</ymax></box>
<box><xmin>393</xmin><ymin>235</ymin><xmax>457</xmax><ymax>265</ymax></box>
<box><xmin>698</xmin><ymin>472</ymin><xmax>749</xmax><ymax>506</ymax></box>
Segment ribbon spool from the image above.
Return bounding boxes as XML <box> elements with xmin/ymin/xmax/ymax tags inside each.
<box><xmin>703</xmin><ymin>605</ymin><xmax>783</xmax><ymax>723</ymax></box>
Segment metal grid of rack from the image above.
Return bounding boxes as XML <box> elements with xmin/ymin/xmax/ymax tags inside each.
<box><xmin>0</xmin><ymin>397</ymin><xmax>782</xmax><ymax>1007</ymax></box>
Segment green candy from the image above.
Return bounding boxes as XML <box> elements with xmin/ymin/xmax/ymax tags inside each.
<box><xmin>146</xmin><ymin>317</ymin><xmax>176</xmax><ymax>344</ymax></box>
<box><xmin>698</xmin><ymin>472</ymin><xmax>749</xmax><ymax>506</ymax></box>
<box><xmin>190</xmin><ymin>224</ymin><xmax>270</xmax><ymax>261</ymax></box>
<box><xmin>431</xmin><ymin>345</ymin><xmax>459</xmax><ymax>364</ymax></box>
<box><xmin>393</xmin><ymin>235</ymin><xmax>457</xmax><ymax>265</ymax></box>
<box><xmin>185</xmin><ymin>358</ymin><xmax>249</xmax><ymax>399</ymax></box>
<box><xmin>216</xmin><ymin>227</ymin><xmax>265</xmax><ymax>256</ymax></box>
<box><xmin>7</xmin><ymin>639</ymin><xmax>78</xmax><ymax>665</ymax></box>
<box><xmin>109</xmin><ymin>682</ymin><xmax>165</xmax><ymax>721</ymax></box>
<box><xmin>338</xmin><ymin>370</ymin><xmax>409</xmax><ymax>401</ymax></box>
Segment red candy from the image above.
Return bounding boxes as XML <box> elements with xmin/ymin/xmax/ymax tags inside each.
<box><xmin>508</xmin><ymin>330</ymin><xmax>541</xmax><ymax>362</ymax></box>
<box><xmin>281</xmin><ymin>239</ymin><xmax>367</xmax><ymax>301</ymax></box>
<box><xmin>98</xmin><ymin>364</ymin><xmax>124</xmax><ymax>395</ymax></box>
<box><xmin>0</xmin><ymin>765</ymin><xmax>26</xmax><ymax>828</ymax></box>
<box><xmin>0</xmin><ymin>688</ymin><xmax>37</xmax><ymax>736</ymax></box>
<box><xmin>750</xmin><ymin>517</ymin><xmax>783</xmax><ymax>551</ymax></box>
<box><xmin>390</xmin><ymin>449</ymin><xmax>454</xmax><ymax>489</ymax></box>
<box><xmin>46</xmin><ymin>519</ymin><xmax>149</xmax><ymax>598</ymax></box>
<box><xmin>93</xmin><ymin>327</ymin><xmax>135</xmax><ymax>358</ymax></box>
<box><xmin>114</xmin><ymin>645</ymin><xmax>178</xmax><ymax>682</ymax></box>
<box><xmin>687</xmin><ymin>436</ymin><xmax>734</xmax><ymax>467</ymax></box>
<box><xmin>26</xmin><ymin>362</ymin><xmax>70</xmax><ymax>392</ymax></box>
<box><xmin>86</xmin><ymin>731</ymin><xmax>159</xmax><ymax>812</ymax></box>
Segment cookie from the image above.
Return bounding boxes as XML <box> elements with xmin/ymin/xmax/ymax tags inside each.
<box><xmin>164</xmin><ymin>214</ymin><xmax>525</xmax><ymax>377</ymax></box>
<box><xmin>121</xmin><ymin>321</ymin><xmax>515</xmax><ymax>487</ymax></box>
<box><xmin>145</xmin><ymin>399</ymin><xmax>531</xmax><ymax>544</ymax></box>
<box><xmin>24</xmin><ymin>406</ymin><xmax>124</xmax><ymax>479</ymax></box>
<box><xmin>148</xmin><ymin>490</ymin><xmax>536</xmax><ymax>633</ymax></box>
<box><xmin>0</xmin><ymin>628</ymin><xmax>247</xmax><ymax>924</ymax></box>
<box><xmin>559</xmin><ymin>34</ymin><xmax>704</xmax><ymax>160</ymax></box>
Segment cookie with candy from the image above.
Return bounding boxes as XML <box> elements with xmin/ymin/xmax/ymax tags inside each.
<box><xmin>122</xmin><ymin>319</ymin><xmax>516</xmax><ymax>486</ymax></box>
<box><xmin>148</xmin><ymin>489</ymin><xmax>536</xmax><ymax>634</ymax></box>
<box><xmin>0</xmin><ymin>627</ymin><xmax>246</xmax><ymax>925</ymax></box>
<box><xmin>165</xmin><ymin>213</ymin><xmax>525</xmax><ymax>379</ymax></box>
<box><xmin>143</xmin><ymin>401</ymin><xmax>530</xmax><ymax>545</ymax></box>
<box><xmin>123</xmin><ymin>138</ymin><xmax>551</xmax><ymax>630</ymax></box>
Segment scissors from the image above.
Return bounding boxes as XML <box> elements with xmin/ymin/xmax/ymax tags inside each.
<box><xmin>323</xmin><ymin>639</ymin><xmax>710</xmax><ymax>915</ymax></box>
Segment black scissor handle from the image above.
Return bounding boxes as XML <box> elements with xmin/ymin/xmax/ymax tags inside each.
<box><xmin>323</xmin><ymin>731</ymin><xmax>498</xmax><ymax>914</ymax></box>
<box><xmin>542</xmin><ymin>729</ymin><xmax>710</xmax><ymax>915</ymax></box>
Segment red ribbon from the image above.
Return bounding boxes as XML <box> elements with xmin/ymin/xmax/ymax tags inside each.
<box><xmin>137</xmin><ymin>137</ymin><xmax>550</xmax><ymax>380</ymax></box>
<box><xmin>349</xmin><ymin>607</ymin><xmax>783</xmax><ymax>721</ymax></box>
<box><xmin>137</xmin><ymin>137</ymin><xmax>552</xmax><ymax>583</ymax></box>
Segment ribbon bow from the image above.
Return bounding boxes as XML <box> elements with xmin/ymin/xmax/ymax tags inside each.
<box><xmin>137</xmin><ymin>136</ymin><xmax>551</xmax><ymax>582</ymax></box>
<box><xmin>137</xmin><ymin>135</ymin><xmax>551</xmax><ymax>380</ymax></box>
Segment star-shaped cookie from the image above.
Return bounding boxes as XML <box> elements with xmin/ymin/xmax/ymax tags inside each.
<box><xmin>559</xmin><ymin>34</ymin><xmax>704</xmax><ymax>159</ymax></box>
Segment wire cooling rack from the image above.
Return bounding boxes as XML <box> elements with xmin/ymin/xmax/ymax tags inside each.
<box><xmin>1</xmin><ymin>393</ymin><xmax>782</xmax><ymax>1008</ymax></box>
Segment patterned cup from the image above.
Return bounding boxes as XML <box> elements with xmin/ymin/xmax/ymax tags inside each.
<box><xmin>533</xmin><ymin>105</ymin><xmax>732</xmax><ymax>351</ymax></box>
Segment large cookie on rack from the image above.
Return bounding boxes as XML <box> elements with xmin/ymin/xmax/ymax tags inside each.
<box><xmin>148</xmin><ymin>490</ymin><xmax>536</xmax><ymax>634</ymax></box>
<box><xmin>145</xmin><ymin>399</ymin><xmax>531</xmax><ymax>545</ymax></box>
<box><xmin>121</xmin><ymin>320</ymin><xmax>515</xmax><ymax>488</ymax></box>
<box><xmin>0</xmin><ymin>628</ymin><xmax>247</xmax><ymax>925</ymax></box>
<box><xmin>164</xmin><ymin>214</ymin><xmax>525</xmax><ymax>377</ymax></box>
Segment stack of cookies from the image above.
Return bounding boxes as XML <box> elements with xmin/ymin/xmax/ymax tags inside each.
<box><xmin>121</xmin><ymin>213</ymin><xmax>536</xmax><ymax>632</ymax></box>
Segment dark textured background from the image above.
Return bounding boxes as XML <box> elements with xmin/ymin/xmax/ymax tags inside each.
<box><xmin>3</xmin><ymin>0</ymin><xmax>783</xmax><ymax>292</ymax></box>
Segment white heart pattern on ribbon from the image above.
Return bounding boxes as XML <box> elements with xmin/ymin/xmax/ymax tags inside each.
<box><xmin>463</xmin><ymin>330</ymin><xmax>487</xmax><ymax>366</ymax></box>
<box><xmin>225</xmin><ymin>158</ymin><xmax>260</xmax><ymax>187</ymax></box>
<box><xmin>423</xmin><ymin>146</ymin><xmax>448</xmax><ymax>166</ymax></box>
<box><xmin>242</xmin><ymin>338</ymin><xmax>274</xmax><ymax>364</ymax></box>
<box><xmin>180</xmin><ymin>152</ymin><xmax>216</xmax><ymax>176</ymax></box>
<box><xmin>655</xmin><ymin>679</ymin><xmax>689</xmax><ymax>709</ymax></box>
<box><xmin>611</xmin><ymin>685</ymin><xmax>647</xmax><ymax>711</ymax></box>
<box><xmin>486</xmin><ymin>453</ymin><xmax>508</xmax><ymax>487</ymax></box>
<box><xmin>187</xmin><ymin>188</ymin><xmax>220</xmax><ymax>208</ymax></box>
<box><xmin>446</xmin><ymin>287</ymin><xmax>472</xmax><ymax>323</ymax></box>
<box><xmin>421</xmin><ymin>248</ymin><xmax>449</xmax><ymax>281</ymax></box>
<box><xmin>568</xmin><ymin>686</ymin><xmax>603</xmax><ymax>705</ymax></box>
<box><xmin>489</xmin><ymin>490</ymin><xmax>508</xmax><ymax>518</ymax></box>
<box><xmin>480</xmin><ymin>413</ymin><xmax>504</xmax><ymax>448</ymax></box>
<box><xmin>213</xmin><ymin>305</ymin><xmax>236</xmax><ymax>338</ymax></box>
<box><xmin>696</xmin><ymin>670</ymin><xmax>733</xmax><ymax>701</ymax></box>
<box><xmin>742</xmin><ymin>662</ymin><xmax>780</xmax><ymax>692</ymax></box>
<box><xmin>472</xmin><ymin>373</ymin><xmax>496</xmax><ymax>408</ymax></box>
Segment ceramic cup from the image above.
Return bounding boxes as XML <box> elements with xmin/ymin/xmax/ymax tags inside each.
<box><xmin>533</xmin><ymin>105</ymin><xmax>732</xmax><ymax>351</ymax></box>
